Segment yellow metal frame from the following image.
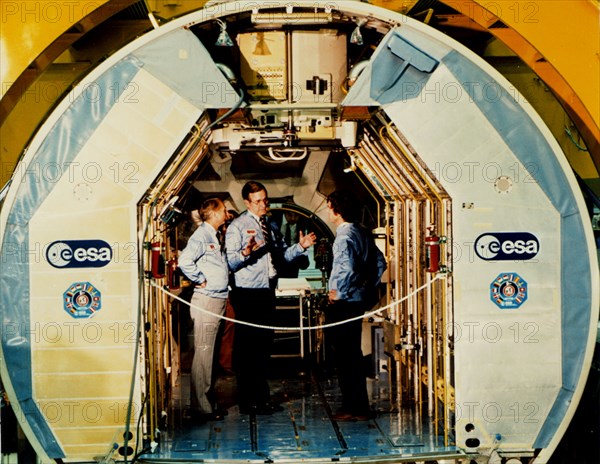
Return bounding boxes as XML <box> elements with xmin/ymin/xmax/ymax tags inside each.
<box><xmin>448</xmin><ymin>0</ymin><xmax>600</xmax><ymax>174</ymax></box>
<box><xmin>351</xmin><ymin>111</ymin><xmax>455</xmax><ymax>445</ymax></box>
<box><xmin>0</xmin><ymin>0</ymin><xmax>138</xmax><ymax>109</ymax></box>
<box><xmin>138</xmin><ymin>115</ymin><xmax>213</xmax><ymax>441</ymax></box>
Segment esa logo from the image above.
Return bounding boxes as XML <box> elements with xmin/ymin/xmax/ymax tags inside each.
<box><xmin>474</xmin><ymin>233</ymin><xmax>539</xmax><ymax>261</ymax></box>
<box><xmin>46</xmin><ymin>240</ymin><xmax>112</xmax><ymax>268</ymax></box>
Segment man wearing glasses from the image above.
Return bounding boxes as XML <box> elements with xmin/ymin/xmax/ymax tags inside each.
<box><xmin>225</xmin><ymin>181</ymin><xmax>317</xmax><ymax>415</ymax></box>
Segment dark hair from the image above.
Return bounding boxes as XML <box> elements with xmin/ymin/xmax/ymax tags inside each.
<box><xmin>199</xmin><ymin>198</ymin><xmax>223</xmax><ymax>222</ymax></box>
<box><xmin>327</xmin><ymin>190</ymin><xmax>359</xmax><ymax>223</ymax></box>
<box><xmin>241</xmin><ymin>181</ymin><xmax>267</xmax><ymax>200</ymax></box>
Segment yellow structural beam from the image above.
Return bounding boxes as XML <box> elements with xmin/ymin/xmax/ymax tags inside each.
<box><xmin>0</xmin><ymin>0</ymin><xmax>207</xmax><ymax>105</ymax></box>
<box><xmin>0</xmin><ymin>0</ymin><xmax>141</xmax><ymax>186</ymax></box>
<box><xmin>1</xmin><ymin>1</ymin><xmax>140</xmax><ymax>113</ymax></box>
<box><xmin>442</xmin><ymin>0</ymin><xmax>600</xmax><ymax>173</ymax></box>
<box><xmin>1</xmin><ymin>1</ymin><xmax>103</xmax><ymax>97</ymax></box>
<box><xmin>471</xmin><ymin>0</ymin><xmax>599</xmax><ymax>126</ymax></box>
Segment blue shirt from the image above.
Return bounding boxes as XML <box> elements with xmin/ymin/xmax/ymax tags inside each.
<box><xmin>329</xmin><ymin>222</ymin><xmax>387</xmax><ymax>302</ymax></box>
<box><xmin>178</xmin><ymin>222</ymin><xmax>229</xmax><ymax>299</ymax></box>
<box><xmin>225</xmin><ymin>211</ymin><xmax>307</xmax><ymax>289</ymax></box>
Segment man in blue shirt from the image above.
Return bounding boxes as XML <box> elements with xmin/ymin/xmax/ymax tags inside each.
<box><xmin>179</xmin><ymin>197</ymin><xmax>231</xmax><ymax>420</ymax></box>
<box><xmin>225</xmin><ymin>181</ymin><xmax>317</xmax><ymax>414</ymax></box>
<box><xmin>326</xmin><ymin>190</ymin><xmax>387</xmax><ymax>421</ymax></box>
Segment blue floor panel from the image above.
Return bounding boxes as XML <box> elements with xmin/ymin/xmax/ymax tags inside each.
<box><xmin>138</xmin><ymin>369</ymin><xmax>463</xmax><ymax>463</ymax></box>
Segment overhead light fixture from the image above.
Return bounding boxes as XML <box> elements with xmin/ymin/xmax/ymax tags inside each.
<box><xmin>215</xmin><ymin>19</ymin><xmax>233</xmax><ymax>47</ymax></box>
<box><xmin>350</xmin><ymin>18</ymin><xmax>368</xmax><ymax>45</ymax></box>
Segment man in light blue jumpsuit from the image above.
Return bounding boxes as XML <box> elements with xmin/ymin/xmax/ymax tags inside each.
<box><xmin>179</xmin><ymin>198</ymin><xmax>231</xmax><ymax>420</ymax></box>
<box><xmin>225</xmin><ymin>181</ymin><xmax>317</xmax><ymax>414</ymax></box>
<box><xmin>326</xmin><ymin>190</ymin><xmax>387</xmax><ymax>421</ymax></box>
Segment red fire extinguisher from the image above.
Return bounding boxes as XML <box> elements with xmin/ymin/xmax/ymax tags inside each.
<box><xmin>151</xmin><ymin>242</ymin><xmax>166</xmax><ymax>278</ymax></box>
<box><xmin>425</xmin><ymin>227</ymin><xmax>440</xmax><ymax>273</ymax></box>
<box><xmin>167</xmin><ymin>257</ymin><xmax>180</xmax><ymax>290</ymax></box>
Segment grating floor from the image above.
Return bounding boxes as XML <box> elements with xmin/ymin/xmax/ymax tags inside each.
<box><xmin>137</xmin><ymin>360</ymin><xmax>463</xmax><ymax>463</ymax></box>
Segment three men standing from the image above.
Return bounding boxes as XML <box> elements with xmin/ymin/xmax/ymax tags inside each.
<box><xmin>179</xmin><ymin>184</ymin><xmax>384</xmax><ymax>421</ymax></box>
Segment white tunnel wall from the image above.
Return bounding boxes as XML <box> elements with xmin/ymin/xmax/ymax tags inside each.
<box><xmin>0</xmin><ymin>27</ymin><xmax>237</xmax><ymax>461</ymax></box>
<box><xmin>342</xmin><ymin>22</ymin><xmax>598</xmax><ymax>451</ymax></box>
<box><xmin>26</xmin><ymin>67</ymin><xmax>202</xmax><ymax>459</ymax></box>
<box><xmin>384</xmin><ymin>58</ymin><xmax>562</xmax><ymax>449</ymax></box>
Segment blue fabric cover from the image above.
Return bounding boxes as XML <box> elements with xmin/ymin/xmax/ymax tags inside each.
<box><xmin>0</xmin><ymin>57</ymin><xmax>140</xmax><ymax>458</ymax></box>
